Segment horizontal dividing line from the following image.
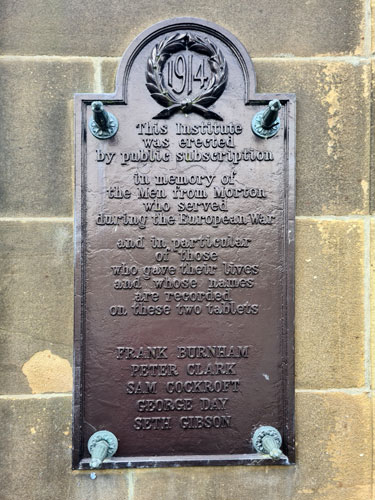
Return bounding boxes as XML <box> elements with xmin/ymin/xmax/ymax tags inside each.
<box><xmin>0</xmin><ymin>393</ymin><xmax>72</xmax><ymax>400</ymax></box>
<box><xmin>0</xmin><ymin>55</ymin><xmax>99</xmax><ymax>62</ymax></box>
<box><xmin>296</xmin><ymin>215</ymin><xmax>374</xmax><ymax>221</ymax></box>
<box><xmin>295</xmin><ymin>388</ymin><xmax>370</xmax><ymax>395</ymax></box>
<box><xmin>254</xmin><ymin>55</ymin><xmax>371</xmax><ymax>64</ymax></box>
<box><xmin>0</xmin><ymin>55</ymin><xmax>372</xmax><ymax>64</ymax></box>
<box><xmin>72</xmin><ymin>469</ymin><xmax>128</xmax><ymax>477</ymax></box>
<box><xmin>95</xmin><ymin>57</ymin><xmax>121</xmax><ymax>62</ymax></box>
<box><xmin>0</xmin><ymin>217</ymin><xmax>73</xmax><ymax>223</ymax></box>
<box><xmin>0</xmin><ymin>55</ymin><xmax>120</xmax><ymax>63</ymax></box>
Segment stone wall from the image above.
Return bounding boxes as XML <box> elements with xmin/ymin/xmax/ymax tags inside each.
<box><xmin>0</xmin><ymin>2</ymin><xmax>374</xmax><ymax>499</ymax></box>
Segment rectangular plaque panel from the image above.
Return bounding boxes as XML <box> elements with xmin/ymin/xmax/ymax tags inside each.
<box><xmin>73</xmin><ymin>18</ymin><xmax>295</xmax><ymax>469</ymax></box>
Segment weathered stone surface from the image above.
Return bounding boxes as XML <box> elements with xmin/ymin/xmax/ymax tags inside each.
<box><xmin>255</xmin><ymin>60</ymin><xmax>371</xmax><ymax>216</ymax></box>
<box><xmin>0</xmin><ymin>222</ymin><xmax>73</xmax><ymax>394</ymax></box>
<box><xmin>101</xmin><ymin>59</ymin><xmax>371</xmax><ymax>216</ymax></box>
<box><xmin>0</xmin><ymin>0</ymin><xmax>364</xmax><ymax>57</ymax></box>
<box><xmin>22</xmin><ymin>350</ymin><xmax>73</xmax><ymax>394</ymax></box>
<box><xmin>371</xmin><ymin>62</ymin><xmax>375</xmax><ymax>214</ymax></box>
<box><xmin>0</xmin><ymin>393</ymin><xmax>370</xmax><ymax>500</ymax></box>
<box><xmin>0</xmin><ymin>60</ymin><xmax>94</xmax><ymax>217</ymax></box>
<box><xmin>101</xmin><ymin>59</ymin><xmax>120</xmax><ymax>94</ymax></box>
<box><xmin>0</xmin><ymin>2</ymin><xmax>372</xmax><ymax>498</ymax></box>
<box><xmin>1</xmin><ymin>397</ymin><xmax>72</xmax><ymax>500</ymax></box>
<box><xmin>130</xmin><ymin>393</ymin><xmax>371</xmax><ymax>500</ymax></box>
<box><xmin>0</xmin><ymin>397</ymin><xmax>130</xmax><ymax>500</ymax></box>
<box><xmin>371</xmin><ymin>220</ymin><xmax>375</xmax><ymax>389</ymax></box>
<box><xmin>373</xmin><ymin>397</ymin><xmax>375</xmax><ymax>499</ymax></box>
<box><xmin>295</xmin><ymin>219</ymin><xmax>365</xmax><ymax>389</ymax></box>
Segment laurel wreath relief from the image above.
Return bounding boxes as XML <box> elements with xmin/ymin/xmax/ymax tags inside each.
<box><xmin>146</xmin><ymin>33</ymin><xmax>228</xmax><ymax>120</ymax></box>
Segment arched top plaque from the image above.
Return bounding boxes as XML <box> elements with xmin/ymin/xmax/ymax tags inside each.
<box><xmin>112</xmin><ymin>18</ymin><xmax>257</xmax><ymax>104</ymax></box>
<box><xmin>73</xmin><ymin>18</ymin><xmax>295</xmax><ymax>470</ymax></box>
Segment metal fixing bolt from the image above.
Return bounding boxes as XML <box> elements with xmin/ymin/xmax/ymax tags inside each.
<box><xmin>89</xmin><ymin>101</ymin><xmax>119</xmax><ymax>139</ymax></box>
<box><xmin>252</xmin><ymin>99</ymin><xmax>282</xmax><ymax>138</ymax></box>
<box><xmin>88</xmin><ymin>430</ymin><xmax>118</xmax><ymax>469</ymax></box>
<box><xmin>252</xmin><ymin>426</ymin><xmax>283</xmax><ymax>460</ymax></box>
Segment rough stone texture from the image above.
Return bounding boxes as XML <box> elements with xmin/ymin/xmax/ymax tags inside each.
<box><xmin>130</xmin><ymin>393</ymin><xmax>372</xmax><ymax>500</ymax></box>
<box><xmin>371</xmin><ymin>62</ymin><xmax>375</xmax><ymax>214</ymax></box>
<box><xmin>1</xmin><ymin>397</ymin><xmax>72</xmax><ymax>500</ymax></box>
<box><xmin>371</xmin><ymin>220</ymin><xmax>375</xmax><ymax>389</ymax></box>
<box><xmin>0</xmin><ymin>393</ymin><xmax>370</xmax><ymax>500</ymax></box>
<box><xmin>295</xmin><ymin>220</ymin><xmax>365</xmax><ymax>389</ymax></box>
<box><xmin>373</xmin><ymin>397</ymin><xmax>375</xmax><ymax>500</ymax></box>
<box><xmin>101</xmin><ymin>59</ymin><xmax>371</xmax><ymax>216</ymax></box>
<box><xmin>101</xmin><ymin>59</ymin><xmax>120</xmax><ymax>95</ymax></box>
<box><xmin>0</xmin><ymin>60</ymin><xmax>94</xmax><ymax>217</ymax></box>
<box><xmin>0</xmin><ymin>0</ymin><xmax>365</xmax><ymax>57</ymax></box>
<box><xmin>0</xmin><ymin>2</ymin><xmax>373</xmax><ymax>498</ymax></box>
<box><xmin>0</xmin><ymin>397</ymin><xmax>130</xmax><ymax>500</ymax></box>
<box><xmin>0</xmin><ymin>222</ymin><xmax>73</xmax><ymax>394</ymax></box>
<box><xmin>22</xmin><ymin>350</ymin><xmax>72</xmax><ymax>394</ymax></box>
<box><xmin>255</xmin><ymin>60</ymin><xmax>371</xmax><ymax>216</ymax></box>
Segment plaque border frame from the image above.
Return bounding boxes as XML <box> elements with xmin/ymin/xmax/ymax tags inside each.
<box><xmin>73</xmin><ymin>17</ymin><xmax>296</xmax><ymax>470</ymax></box>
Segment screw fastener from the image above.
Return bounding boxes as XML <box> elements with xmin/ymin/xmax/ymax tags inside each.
<box><xmin>252</xmin><ymin>426</ymin><xmax>283</xmax><ymax>460</ymax></box>
<box><xmin>88</xmin><ymin>430</ymin><xmax>118</xmax><ymax>469</ymax></box>
<box><xmin>252</xmin><ymin>99</ymin><xmax>282</xmax><ymax>138</ymax></box>
<box><xmin>89</xmin><ymin>101</ymin><xmax>119</xmax><ymax>139</ymax></box>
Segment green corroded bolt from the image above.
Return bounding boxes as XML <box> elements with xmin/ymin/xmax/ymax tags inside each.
<box><xmin>251</xmin><ymin>99</ymin><xmax>282</xmax><ymax>139</ymax></box>
<box><xmin>89</xmin><ymin>101</ymin><xmax>119</xmax><ymax>139</ymax></box>
<box><xmin>261</xmin><ymin>434</ymin><xmax>282</xmax><ymax>459</ymax></box>
<box><xmin>88</xmin><ymin>430</ymin><xmax>118</xmax><ymax>469</ymax></box>
<box><xmin>252</xmin><ymin>426</ymin><xmax>283</xmax><ymax>460</ymax></box>
<box><xmin>89</xmin><ymin>440</ymin><xmax>109</xmax><ymax>469</ymax></box>
<box><xmin>91</xmin><ymin>101</ymin><xmax>111</xmax><ymax>131</ymax></box>
<box><xmin>261</xmin><ymin>99</ymin><xmax>282</xmax><ymax>130</ymax></box>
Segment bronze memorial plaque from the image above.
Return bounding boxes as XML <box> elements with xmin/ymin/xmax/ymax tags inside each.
<box><xmin>73</xmin><ymin>18</ymin><xmax>295</xmax><ymax>469</ymax></box>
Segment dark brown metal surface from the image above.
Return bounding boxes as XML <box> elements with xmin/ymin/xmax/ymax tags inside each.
<box><xmin>73</xmin><ymin>18</ymin><xmax>295</xmax><ymax>469</ymax></box>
